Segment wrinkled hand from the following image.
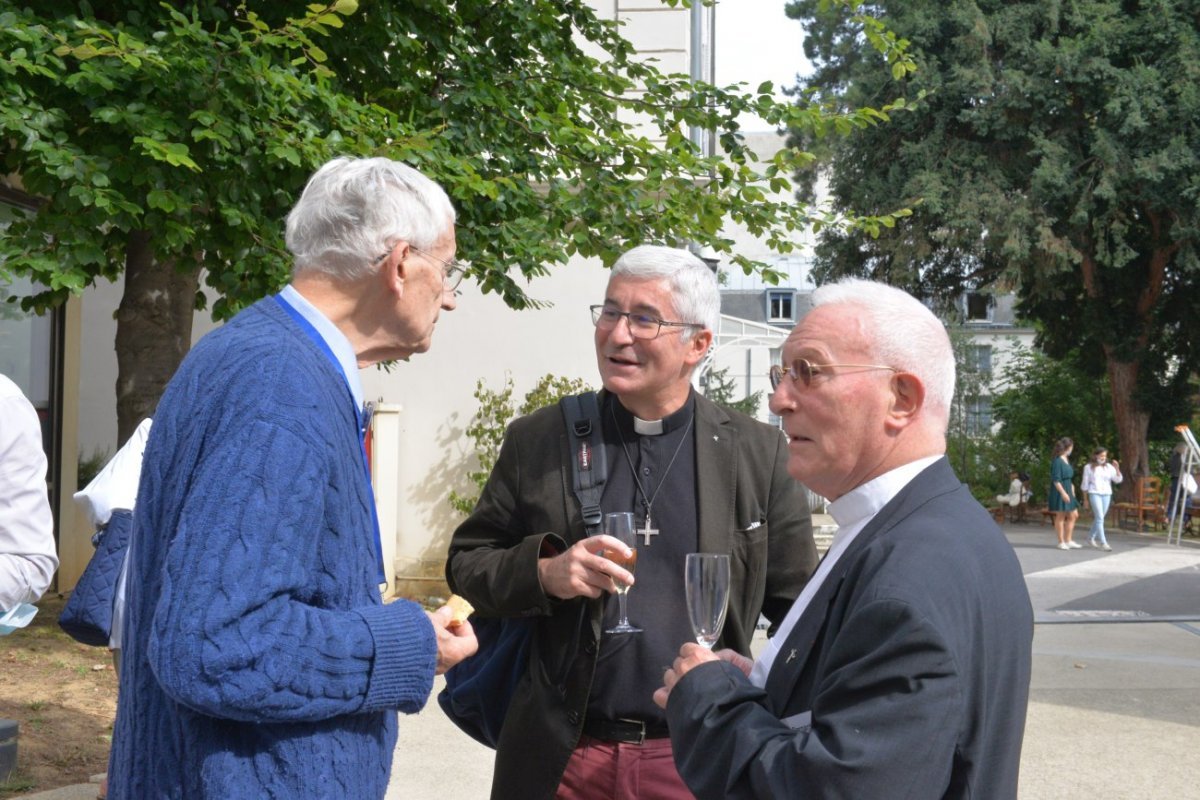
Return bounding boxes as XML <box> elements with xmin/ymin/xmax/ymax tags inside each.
<box><xmin>537</xmin><ymin>535</ymin><xmax>634</xmax><ymax>600</ymax></box>
<box><xmin>653</xmin><ymin>642</ymin><xmax>729</xmax><ymax>709</ymax></box>
<box><xmin>428</xmin><ymin>606</ymin><xmax>479</xmax><ymax>675</ymax></box>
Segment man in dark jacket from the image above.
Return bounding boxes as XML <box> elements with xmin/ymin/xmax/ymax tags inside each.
<box><xmin>655</xmin><ymin>278</ymin><xmax>1034</xmax><ymax>799</ymax></box>
<box><xmin>447</xmin><ymin>244</ymin><xmax>817</xmax><ymax>800</ymax></box>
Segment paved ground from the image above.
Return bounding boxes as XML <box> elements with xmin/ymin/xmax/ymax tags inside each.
<box><xmin>386</xmin><ymin>522</ymin><xmax>1200</xmax><ymax>800</ymax></box>
<box><xmin>20</xmin><ymin>522</ymin><xmax>1200</xmax><ymax>799</ymax></box>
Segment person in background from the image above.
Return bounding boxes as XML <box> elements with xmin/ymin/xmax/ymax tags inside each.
<box><xmin>447</xmin><ymin>244</ymin><xmax>817</xmax><ymax>800</ymax></box>
<box><xmin>107</xmin><ymin>156</ymin><xmax>477</xmax><ymax>799</ymax></box>
<box><xmin>0</xmin><ymin>373</ymin><xmax>58</xmax><ymax>620</ymax></box>
<box><xmin>1018</xmin><ymin>471</ymin><xmax>1033</xmax><ymax>504</ymax></box>
<box><xmin>1049</xmin><ymin>437</ymin><xmax>1081</xmax><ymax>550</ymax></box>
<box><xmin>1081</xmin><ymin>447</ymin><xmax>1121</xmax><ymax>551</ymax></box>
<box><xmin>653</xmin><ymin>278</ymin><xmax>1033</xmax><ymax>799</ymax></box>
<box><xmin>996</xmin><ymin>470</ymin><xmax>1025</xmax><ymax>508</ymax></box>
<box><xmin>1167</xmin><ymin>442</ymin><xmax>1187</xmax><ymax>521</ymax></box>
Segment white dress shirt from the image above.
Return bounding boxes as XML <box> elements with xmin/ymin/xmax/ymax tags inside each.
<box><xmin>0</xmin><ymin>374</ymin><xmax>59</xmax><ymax>611</ymax></box>
<box><xmin>750</xmin><ymin>455</ymin><xmax>942</xmax><ymax>687</ymax></box>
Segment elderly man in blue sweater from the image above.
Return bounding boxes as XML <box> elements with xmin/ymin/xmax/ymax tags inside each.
<box><xmin>107</xmin><ymin>157</ymin><xmax>478</xmax><ymax>799</ymax></box>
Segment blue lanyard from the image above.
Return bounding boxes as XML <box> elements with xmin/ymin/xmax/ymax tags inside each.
<box><xmin>273</xmin><ymin>295</ymin><xmax>386</xmax><ymax>584</ymax></box>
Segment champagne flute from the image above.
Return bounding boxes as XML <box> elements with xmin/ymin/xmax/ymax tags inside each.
<box><xmin>596</xmin><ymin>512</ymin><xmax>641</xmax><ymax>634</ymax></box>
<box><xmin>685</xmin><ymin>553</ymin><xmax>730</xmax><ymax>649</ymax></box>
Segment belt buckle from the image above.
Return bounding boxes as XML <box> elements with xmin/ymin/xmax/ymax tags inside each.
<box><xmin>618</xmin><ymin>718</ymin><xmax>646</xmax><ymax>745</ymax></box>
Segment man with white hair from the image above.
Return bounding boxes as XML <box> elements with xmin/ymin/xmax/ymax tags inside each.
<box><xmin>448</xmin><ymin>244</ymin><xmax>818</xmax><ymax>799</ymax></box>
<box><xmin>107</xmin><ymin>156</ymin><xmax>477</xmax><ymax>799</ymax></box>
<box><xmin>655</xmin><ymin>278</ymin><xmax>1034</xmax><ymax>799</ymax></box>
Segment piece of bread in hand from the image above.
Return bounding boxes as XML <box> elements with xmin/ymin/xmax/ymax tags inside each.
<box><xmin>445</xmin><ymin>594</ymin><xmax>474</xmax><ymax>627</ymax></box>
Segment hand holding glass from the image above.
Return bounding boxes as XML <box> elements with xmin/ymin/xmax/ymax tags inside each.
<box><xmin>594</xmin><ymin>512</ymin><xmax>641</xmax><ymax>634</ymax></box>
<box><xmin>685</xmin><ymin>553</ymin><xmax>730</xmax><ymax>649</ymax></box>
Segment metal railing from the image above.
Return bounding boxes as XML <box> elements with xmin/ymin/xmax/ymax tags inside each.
<box><xmin>1166</xmin><ymin>425</ymin><xmax>1200</xmax><ymax>545</ymax></box>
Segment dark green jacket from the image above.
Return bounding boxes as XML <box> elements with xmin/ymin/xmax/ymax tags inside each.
<box><xmin>446</xmin><ymin>391</ymin><xmax>817</xmax><ymax>800</ymax></box>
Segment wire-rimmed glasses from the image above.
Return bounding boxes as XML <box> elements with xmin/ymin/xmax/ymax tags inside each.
<box><xmin>590</xmin><ymin>305</ymin><xmax>701</xmax><ymax>340</ymax></box>
<box><xmin>769</xmin><ymin>358</ymin><xmax>898</xmax><ymax>390</ymax></box>
<box><xmin>371</xmin><ymin>245</ymin><xmax>468</xmax><ymax>291</ymax></box>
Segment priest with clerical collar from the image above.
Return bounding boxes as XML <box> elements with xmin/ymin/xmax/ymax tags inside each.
<box><xmin>447</xmin><ymin>243</ymin><xmax>818</xmax><ymax>800</ymax></box>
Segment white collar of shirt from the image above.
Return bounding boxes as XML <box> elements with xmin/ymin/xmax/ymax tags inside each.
<box><xmin>279</xmin><ymin>285</ymin><xmax>364</xmax><ymax>411</ymax></box>
<box><xmin>749</xmin><ymin>454</ymin><xmax>943</xmax><ymax>688</ymax></box>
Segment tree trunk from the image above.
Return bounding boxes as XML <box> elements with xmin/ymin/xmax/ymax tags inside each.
<box><xmin>1105</xmin><ymin>354</ymin><xmax>1151</xmax><ymax>500</ymax></box>
<box><xmin>115</xmin><ymin>230</ymin><xmax>199</xmax><ymax>445</ymax></box>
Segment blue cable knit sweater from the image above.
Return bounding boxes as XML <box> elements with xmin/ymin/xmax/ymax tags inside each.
<box><xmin>108</xmin><ymin>298</ymin><xmax>436</xmax><ymax>799</ymax></box>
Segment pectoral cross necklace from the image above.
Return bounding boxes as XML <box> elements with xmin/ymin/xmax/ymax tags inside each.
<box><xmin>613</xmin><ymin>406</ymin><xmax>694</xmax><ymax>547</ymax></box>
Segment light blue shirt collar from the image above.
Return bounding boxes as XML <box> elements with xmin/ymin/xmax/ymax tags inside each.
<box><xmin>278</xmin><ymin>285</ymin><xmax>364</xmax><ymax>411</ymax></box>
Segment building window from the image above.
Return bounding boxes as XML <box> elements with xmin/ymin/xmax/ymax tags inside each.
<box><xmin>767</xmin><ymin>290</ymin><xmax>794</xmax><ymax>322</ymax></box>
<box><xmin>969</xmin><ymin>344</ymin><xmax>993</xmax><ymax>375</ymax></box>
<box><xmin>965</xmin><ymin>292</ymin><xmax>992</xmax><ymax>322</ymax></box>
<box><xmin>965</xmin><ymin>397</ymin><xmax>993</xmax><ymax>436</ymax></box>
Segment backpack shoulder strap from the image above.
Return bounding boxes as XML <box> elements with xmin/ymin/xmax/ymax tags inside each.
<box><xmin>559</xmin><ymin>391</ymin><xmax>607</xmax><ymax>536</ymax></box>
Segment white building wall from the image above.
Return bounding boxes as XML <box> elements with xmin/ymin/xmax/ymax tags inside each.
<box><xmin>362</xmin><ymin>259</ymin><xmax>610</xmax><ymax>589</ymax></box>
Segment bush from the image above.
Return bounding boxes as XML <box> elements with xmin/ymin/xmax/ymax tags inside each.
<box><xmin>449</xmin><ymin>373</ymin><xmax>592</xmax><ymax>516</ymax></box>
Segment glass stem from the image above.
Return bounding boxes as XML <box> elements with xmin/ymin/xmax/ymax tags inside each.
<box><xmin>617</xmin><ymin>592</ymin><xmax>629</xmax><ymax>625</ymax></box>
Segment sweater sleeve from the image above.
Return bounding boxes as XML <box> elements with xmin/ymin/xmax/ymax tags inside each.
<box><xmin>147</xmin><ymin>418</ymin><xmax>436</xmax><ymax>723</ymax></box>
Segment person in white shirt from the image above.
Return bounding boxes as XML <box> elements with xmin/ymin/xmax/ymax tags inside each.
<box><xmin>0</xmin><ymin>373</ymin><xmax>58</xmax><ymax>614</ymax></box>
<box><xmin>996</xmin><ymin>470</ymin><xmax>1025</xmax><ymax>507</ymax></box>
<box><xmin>1081</xmin><ymin>447</ymin><xmax>1122</xmax><ymax>551</ymax></box>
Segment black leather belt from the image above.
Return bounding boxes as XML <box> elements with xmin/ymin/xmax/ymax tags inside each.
<box><xmin>582</xmin><ymin>717</ymin><xmax>670</xmax><ymax>744</ymax></box>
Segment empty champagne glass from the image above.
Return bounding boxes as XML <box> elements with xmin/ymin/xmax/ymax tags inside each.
<box><xmin>685</xmin><ymin>553</ymin><xmax>730</xmax><ymax>649</ymax></box>
<box><xmin>596</xmin><ymin>512</ymin><xmax>641</xmax><ymax>634</ymax></box>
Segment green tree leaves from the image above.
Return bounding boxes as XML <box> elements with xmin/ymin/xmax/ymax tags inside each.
<box><xmin>788</xmin><ymin>0</ymin><xmax>1200</xmax><ymax>477</ymax></box>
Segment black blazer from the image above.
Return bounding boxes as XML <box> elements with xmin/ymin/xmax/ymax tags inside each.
<box><xmin>447</xmin><ymin>391</ymin><xmax>818</xmax><ymax>800</ymax></box>
<box><xmin>666</xmin><ymin>458</ymin><xmax>1034</xmax><ymax>800</ymax></box>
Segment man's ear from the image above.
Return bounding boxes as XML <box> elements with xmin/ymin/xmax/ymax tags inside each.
<box><xmin>382</xmin><ymin>241</ymin><xmax>409</xmax><ymax>297</ymax></box>
<box><xmin>885</xmin><ymin>371</ymin><xmax>925</xmax><ymax>430</ymax></box>
<box><xmin>685</xmin><ymin>329</ymin><xmax>714</xmax><ymax>367</ymax></box>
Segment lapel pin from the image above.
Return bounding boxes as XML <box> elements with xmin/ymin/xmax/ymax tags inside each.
<box><xmin>786</xmin><ymin>648</ymin><xmax>798</xmax><ymax>664</ymax></box>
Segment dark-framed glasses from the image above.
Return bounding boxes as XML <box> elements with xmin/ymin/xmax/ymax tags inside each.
<box><xmin>590</xmin><ymin>305</ymin><xmax>700</xmax><ymax>340</ymax></box>
<box><xmin>371</xmin><ymin>245</ymin><xmax>468</xmax><ymax>291</ymax></box>
<box><xmin>769</xmin><ymin>358</ymin><xmax>898</xmax><ymax>390</ymax></box>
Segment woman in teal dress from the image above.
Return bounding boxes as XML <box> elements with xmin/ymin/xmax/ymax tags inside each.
<box><xmin>1048</xmin><ymin>437</ymin><xmax>1081</xmax><ymax>549</ymax></box>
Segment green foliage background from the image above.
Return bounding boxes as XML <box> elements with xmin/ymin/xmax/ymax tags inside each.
<box><xmin>449</xmin><ymin>373</ymin><xmax>592</xmax><ymax>516</ymax></box>
<box><xmin>786</xmin><ymin>0</ymin><xmax>1200</xmax><ymax>477</ymax></box>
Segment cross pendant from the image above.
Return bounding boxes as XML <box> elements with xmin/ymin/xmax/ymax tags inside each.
<box><xmin>640</xmin><ymin>514</ymin><xmax>659</xmax><ymax>547</ymax></box>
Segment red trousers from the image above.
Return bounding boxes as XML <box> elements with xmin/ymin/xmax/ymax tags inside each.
<box><xmin>555</xmin><ymin>735</ymin><xmax>696</xmax><ymax>800</ymax></box>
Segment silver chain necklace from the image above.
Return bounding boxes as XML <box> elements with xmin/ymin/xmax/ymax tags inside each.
<box><xmin>611</xmin><ymin>404</ymin><xmax>694</xmax><ymax>547</ymax></box>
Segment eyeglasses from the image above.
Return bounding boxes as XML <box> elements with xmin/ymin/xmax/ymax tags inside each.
<box><xmin>769</xmin><ymin>358</ymin><xmax>898</xmax><ymax>390</ymax></box>
<box><xmin>371</xmin><ymin>244</ymin><xmax>468</xmax><ymax>291</ymax></box>
<box><xmin>590</xmin><ymin>305</ymin><xmax>701</xmax><ymax>340</ymax></box>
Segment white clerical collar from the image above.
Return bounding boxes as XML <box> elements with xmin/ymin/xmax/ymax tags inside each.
<box><xmin>612</xmin><ymin>392</ymin><xmax>694</xmax><ymax>436</ymax></box>
<box><xmin>278</xmin><ymin>285</ymin><xmax>364</xmax><ymax>411</ymax></box>
<box><xmin>827</xmin><ymin>455</ymin><xmax>944</xmax><ymax>532</ymax></box>
<box><xmin>633</xmin><ymin>417</ymin><xmax>663</xmax><ymax>435</ymax></box>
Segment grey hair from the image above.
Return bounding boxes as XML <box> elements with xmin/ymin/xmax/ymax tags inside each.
<box><xmin>810</xmin><ymin>277</ymin><xmax>956</xmax><ymax>425</ymax></box>
<box><xmin>285</xmin><ymin>156</ymin><xmax>456</xmax><ymax>280</ymax></box>
<box><xmin>610</xmin><ymin>245</ymin><xmax>720</xmax><ymax>340</ymax></box>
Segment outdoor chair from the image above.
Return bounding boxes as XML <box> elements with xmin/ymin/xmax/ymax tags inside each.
<box><xmin>1114</xmin><ymin>476</ymin><xmax>1166</xmax><ymax>532</ymax></box>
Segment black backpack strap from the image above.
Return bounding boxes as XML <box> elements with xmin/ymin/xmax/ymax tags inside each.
<box><xmin>559</xmin><ymin>391</ymin><xmax>607</xmax><ymax>536</ymax></box>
